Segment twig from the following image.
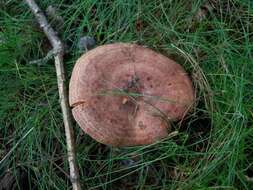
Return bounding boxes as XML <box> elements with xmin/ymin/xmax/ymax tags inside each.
<box><xmin>24</xmin><ymin>1</ymin><xmax>81</xmax><ymax>189</ymax></box>
<box><xmin>245</xmin><ymin>175</ymin><xmax>253</xmax><ymax>183</ymax></box>
<box><xmin>29</xmin><ymin>49</ymin><xmax>54</xmax><ymax>65</ymax></box>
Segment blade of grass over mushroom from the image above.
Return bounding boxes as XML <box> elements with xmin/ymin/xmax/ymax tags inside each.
<box><xmin>1</xmin><ymin>0</ymin><xmax>253</xmax><ymax>189</ymax></box>
<box><xmin>97</xmin><ymin>90</ymin><xmax>190</xmax><ymax>106</ymax></box>
<box><xmin>95</xmin><ymin>89</ymin><xmax>190</xmax><ymax>124</ymax></box>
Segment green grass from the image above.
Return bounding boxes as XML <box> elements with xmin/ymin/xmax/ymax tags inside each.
<box><xmin>0</xmin><ymin>0</ymin><xmax>253</xmax><ymax>189</ymax></box>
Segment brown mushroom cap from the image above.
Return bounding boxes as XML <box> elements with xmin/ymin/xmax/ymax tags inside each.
<box><xmin>69</xmin><ymin>43</ymin><xmax>194</xmax><ymax>147</ymax></box>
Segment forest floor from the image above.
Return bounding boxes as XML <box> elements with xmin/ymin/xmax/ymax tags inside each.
<box><xmin>0</xmin><ymin>0</ymin><xmax>253</xmax><ymax>189</ymax></box>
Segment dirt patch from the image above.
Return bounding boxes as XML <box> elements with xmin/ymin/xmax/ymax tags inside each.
<box><xmin>0</xmin><ymin>167</ymin><xmax>35</xmax><ymax>190</ymax></box>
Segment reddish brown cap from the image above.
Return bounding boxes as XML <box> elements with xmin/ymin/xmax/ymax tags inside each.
<box><xmin>69</xmin><ymin>43</ymin><xmax>194</xmax><ymax>147</ymax></box>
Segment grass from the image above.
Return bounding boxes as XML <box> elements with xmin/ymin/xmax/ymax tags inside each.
<box><xmin>0</xmin><ymin>0</ymin><xmax>253</xmax><ymax>189</ymax></box>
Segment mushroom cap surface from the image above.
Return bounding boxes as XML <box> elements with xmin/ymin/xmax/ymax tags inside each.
<box><xmin>69</xmin><ymin>43</ymin><xmax>194</xmax><ymax>147</ymax></box>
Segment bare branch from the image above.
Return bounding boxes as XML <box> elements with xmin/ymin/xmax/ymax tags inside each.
<box><xmin>25</xmin><ymin>0</ymin><xmax>62</xmax><ymax>53</ymax></box>
<box><xmin>24</xmin><ymin>1</ymin><xmax>81</xmax><ymax>189</ymax></box>
<box><xmin>29</xmin><ymin>49</ymin><xmax>54</xmax><ymax>65</ymax></box>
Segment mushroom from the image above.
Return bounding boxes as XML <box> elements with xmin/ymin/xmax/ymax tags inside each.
<box><xmin>69</xmin><ymin>43</ymin><xmax>194</xmax><ymax>147</ymax></box>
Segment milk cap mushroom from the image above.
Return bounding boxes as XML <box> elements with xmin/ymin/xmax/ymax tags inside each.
<box><xmin>69</xmin><ymin>43</ymin><xmax>194</xmax><ymax>147</ymax></box>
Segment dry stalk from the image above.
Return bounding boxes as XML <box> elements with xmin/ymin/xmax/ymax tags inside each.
<box><xmin>24</xmin><ymin>1</ymin><xmax>81</xmax><ymax>189</ymax></box>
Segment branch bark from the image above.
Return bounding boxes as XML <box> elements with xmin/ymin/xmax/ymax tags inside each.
<box><xmin>29</xmin><ymin>49</ymin><xmax>54</xmax><ymax>65</ymax></box>
<box><xmin>24</xmin><ymin>1</ymin><xmax>81</xmax><ymax>189</ymax></box>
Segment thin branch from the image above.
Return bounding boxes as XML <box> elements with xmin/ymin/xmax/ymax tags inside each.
<box><xmin>24</xmin><ymin>1</ymin><xmax>81</xmax><ymax>189</ymax></box>
<box><xmin>29</xmin><ymin>49</ymin><xmax>54</xmax><ymax>65</ymax></box>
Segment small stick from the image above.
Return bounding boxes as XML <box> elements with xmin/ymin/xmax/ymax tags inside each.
<box><xmin>29</xmin><ymin>49</ymin><xmax>54</xmax><ymax>65</ymax></box>
<box><xmin>24</xmin><ymin>1</ymin><xmax>81</xmax><ymax>189</ymax></box>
